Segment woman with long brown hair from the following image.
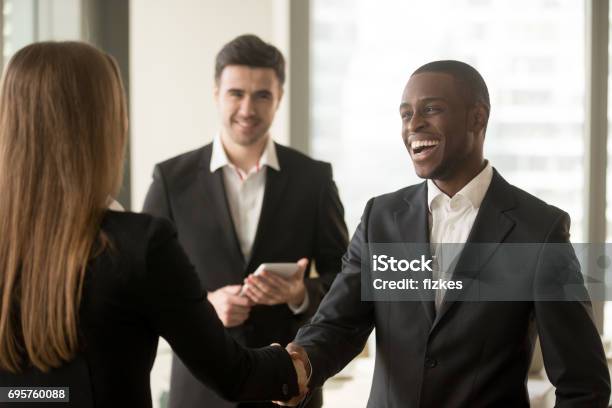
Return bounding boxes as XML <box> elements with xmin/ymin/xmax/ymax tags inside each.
<box><xmin>0</xmin><ymin>41</ymin><xmax>305</xmax><ymax>407</ymax></box>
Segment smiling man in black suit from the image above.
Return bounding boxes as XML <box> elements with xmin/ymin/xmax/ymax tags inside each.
<box><xmin>143</xmin><ymin>34</ymin><xmax>348</xmax><ymax>408</ymax></box>
<box><xmin>285</xmin><ymin>60</ymin><xmax>610</xmax><ymax>407</ymax></box>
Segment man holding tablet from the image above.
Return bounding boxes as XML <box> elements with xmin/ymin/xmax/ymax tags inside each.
<box><xmin>143</xmin><ymin>34</ymin><xmax>348</xmax><ymax>408</ymax></box>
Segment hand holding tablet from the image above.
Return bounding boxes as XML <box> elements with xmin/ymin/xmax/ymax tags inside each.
<box><xmin>242</xmin><ymin>258</ymin><xmax>309</xmax><ymax>307</ymax></box>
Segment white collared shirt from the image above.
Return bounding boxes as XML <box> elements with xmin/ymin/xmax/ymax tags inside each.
<box><xmin>107</xmin><ymin>197</ymin><xmax>124</xmax><ymax>211</ymax></box>
<box><xmin>427</xmin><ymin>161</ymin><xmax>493</xmax><ymax>309</ymax></box>
<box><xmin>210</xmin><ymin>133</ymin><xmax>280</xmax><ymax>261</ymax></box>
<box><xmin>210</xmin><ymin>133</ymin><xmax>308</xmax><ymax>314</ymax></box>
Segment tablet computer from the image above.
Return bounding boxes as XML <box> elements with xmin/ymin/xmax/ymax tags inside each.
<box><xmin>254</xmin><ymin>262</ymin><xmax>299</xmax><ymax>278</ymax></box>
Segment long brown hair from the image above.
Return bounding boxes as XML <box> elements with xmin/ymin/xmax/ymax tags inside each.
<box><xmin>0</xmin><ymin>42</ymin><xmax>127</xmax><ymax>372</ymax></box>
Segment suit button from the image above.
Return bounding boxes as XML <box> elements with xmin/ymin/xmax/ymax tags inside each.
<box><xmin>424</xmin><ymin>357</ymin><xmax>437</xmax><ymax>368</ymax></box>
<box><xmin>282</xmin><ymin>383</ymin><xmax>289</xmax><ymax>396</ymax></box>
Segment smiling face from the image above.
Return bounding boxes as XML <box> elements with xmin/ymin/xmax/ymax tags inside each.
<box><xmin>400</xmin><ymin>72</ymin><xmax>486</xmax><ymax>182</ymax></box>
<box><xmin>215</xmin><ymin>65</ymin><xmax>283</xmax><ymax>148</ymax></box>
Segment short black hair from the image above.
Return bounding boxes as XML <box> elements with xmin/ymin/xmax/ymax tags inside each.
<box><xmin>412</xmin><ymin>60</ymin><xmax>490</xmax><ymax>113</ymax></box>
<box><xmin>215</xmin><ymin>34</ymin><xmax>285</xmax><ymax>85</ymax></box>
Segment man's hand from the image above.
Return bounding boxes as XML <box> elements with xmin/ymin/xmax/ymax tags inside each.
<box><xmin>272</xmin><ymin>343</ymin><xmax>310</xmax><ymax>406</ymax></box>
<box><xmin>286</xmin><ymin>343</ymin><xmax>311</xmax><ymax>380</ymax></box>
<box><xmin>207</xmin><ymin>284</ymin><xmax>253</xmax><ymax>327</ymax></box>
<box><xmin>243</xmin><ymin>258</ymin><xmax>309</xmax><ymax>307</ymax></box>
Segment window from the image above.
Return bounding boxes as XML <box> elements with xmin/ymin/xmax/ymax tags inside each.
<box><xmin>311</xmin><ymin>0</ymin><xmax>585</xmax><ymax>242</ymax></box>
<box><xmin>3</xmin><ymin>0</ymin><xmax>37</xmax><ymax>65</ymax></box>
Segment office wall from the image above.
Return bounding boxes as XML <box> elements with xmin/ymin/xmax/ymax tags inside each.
<box><xmin>130</xmin><ymin>0</ymin><xmax>290</xmax><ymax>210</ymax></box>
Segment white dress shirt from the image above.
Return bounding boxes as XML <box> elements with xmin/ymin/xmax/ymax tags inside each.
<box><xmin>210</xmin><ymin>133</ymin><xmax>309</xmax><ymax>314</ymax></box>
<box><xmin>210</xmin><ymin>133</ymin><xmax>279</xmax><ymax>260</ymax></box>
<box><xmin>107</xmin><ymin>198</ymin><xmax>124</xmax><ymax>211</ymax></box>
<box><xmin>427</xmin><ymin>161</ymin><xmax>493</xmax><ymax>309</ymax></box>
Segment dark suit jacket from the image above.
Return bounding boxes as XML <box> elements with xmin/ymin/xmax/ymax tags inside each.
<box><xmin>295</xmin><ymin>169</ymin><xmax>611</xmax><ymax>407</ymax></box>
<box><xmin>142</xmin><ymin>142</ymin><xmax>348</xmax><ymax>407</ymax></box>
<box><xmin>0</xmin><ymin>211</ymin><xmax>299</xmax><ymax>408</ymax></box>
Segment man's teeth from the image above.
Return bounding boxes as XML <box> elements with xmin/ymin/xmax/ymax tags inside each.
<box><xmin>411</xmin><ymin>140</ymin><xmax>439</xmax><ymax>149</ymax></box>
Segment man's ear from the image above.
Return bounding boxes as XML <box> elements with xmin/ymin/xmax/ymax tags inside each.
<box><xmin>470</xmin><ymin>104</ymin><xmax>488</xmax><ymax>135</ymax></box>
<box><xmin>276</xmin><ymin>86</ymin><xmax>284</xmax><ymax>110</ymax></box>
<box><xmin>213</xmin><ymin>83</ymin><xmax>220</xmax><ymax>102</ymax></box>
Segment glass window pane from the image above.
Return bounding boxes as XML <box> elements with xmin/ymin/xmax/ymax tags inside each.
<box><xmin>3</xmin><ymin>0</ymin><xmax>37</xmax><ymax>65</ymax></box>
<box><xmin>311</xmin><ymin>0</ymin><xmax>586</xmax><ymax>244</ymax></box>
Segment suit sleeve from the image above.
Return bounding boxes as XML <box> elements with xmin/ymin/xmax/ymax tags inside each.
<box><xmin>294</xmin><ymin>198</ymin><xmax>374</xmax><ymax>387</ymax></box>
<box><xmin>136</xmin><ymin>217</ymin><xmax>299</xmax><ymax>402</ymax></box>
<box><xmin>535</xmin><ymin>211</ymin><xmax>610</xmax><ymax>407</ymax></box>
<box><xmin>142</xmin><ymin>164</ymin><xmax>173</xmax><ymax>220</ymax></box>
<box><xmin>302</xmin><ymin>163</ymin><xmax>349</xmax><ymax>316</ymax></box>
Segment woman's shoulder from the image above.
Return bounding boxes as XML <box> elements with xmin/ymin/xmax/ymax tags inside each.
<box><xmin>93</xmin><ymin>210</ymin><xmax>200</xmax><ymax>305</ymax></box>
<box><xmin>98</xmin><ymin>210</ymin><xmax>177</xmax><ymax>264</ymax></box>
<box><xmin>87</xmin><ymin>211</ymin><xmax>183</xmax><ymax>297</ymax></box>
<box><xmin>102</xmin><ymin>210</ymin><xmax>176</xmax><ymax>242</ymax></box>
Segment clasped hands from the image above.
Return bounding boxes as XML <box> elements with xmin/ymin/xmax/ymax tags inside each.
<box><xmin>273</xmin><ymin>342</ymin><xmax>311</xmax><ymax>406</ymax></box>
<box><xmin>207</xmin><ymin>258</ymin><xmax>309</xmax><ymax>328</ymax></box>
<box><xmin>206</xmin><ymin>260</ymin><xmax>311</xmax><ymax>404</ymax></box>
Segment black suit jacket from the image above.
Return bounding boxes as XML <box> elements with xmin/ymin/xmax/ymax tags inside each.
<box><xmin>0</xmin><ymin>212</ymin><xmax>299</xmax><ymax>408</ymax></box>
<box><xmin>295</xmin><ymin>169</ymin><xmax>610</xmax><ymax>407</ymax></box>
<box><xmin>142</xmin><ymin>142</ymin><xmax>348</xmax><ymax>407</ymax></box>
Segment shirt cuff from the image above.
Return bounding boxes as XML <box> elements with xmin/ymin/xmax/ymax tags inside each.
<box><xmin>288</xmin><ymin>289</ymin><xmax>309</xmax><ymax>315</ymax></box>
<box><xmin>304</xmin><ymin>348</ymin><xmax>313</xmax><ymax>383</ymax></box>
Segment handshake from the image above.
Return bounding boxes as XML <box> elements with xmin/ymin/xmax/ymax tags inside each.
<box><xmin>274</xmin><ymin>342</ymin><xmax>311</xmax><ymax>406</ymax></box>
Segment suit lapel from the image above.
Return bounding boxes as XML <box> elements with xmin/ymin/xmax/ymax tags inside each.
<box><xmin>432</xmin><ymin>169</ymin><xmax>516</xmax><ymax>330</ymax></box>
<box><xmin>246</xmin><ymin>157</ymin><xmax>289</xmax><ymax>272</ymax></box>
<box><xmin>394</xmin><ymin>182</ymin><xmax>436</xmax><ymax>326</ymax></box>
<box><xmin>198</xmin><ymin>151</ymin><xmax>246</xmax><ymax>266</ymax></box>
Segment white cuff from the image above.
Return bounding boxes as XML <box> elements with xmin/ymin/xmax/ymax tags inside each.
<box><xmin>107</xmin><ymin>197</ymin><xmax>124</xmax><ymax>211</ymax></box>
<box><xmin>288</xmin><ymin>289</ymin><xmax>309</xmax><ymax>315</ymax></box>
<box><xmin>304</xmin><ymin>348</ymin><xmax>313</xmax><ymax>383</ymax></box>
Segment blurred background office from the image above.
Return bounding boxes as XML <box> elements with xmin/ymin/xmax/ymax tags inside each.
<box><xmin>2</xmin><ymin>0</ymin><xmax>611</xmax><ymax>406</ymax></box>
